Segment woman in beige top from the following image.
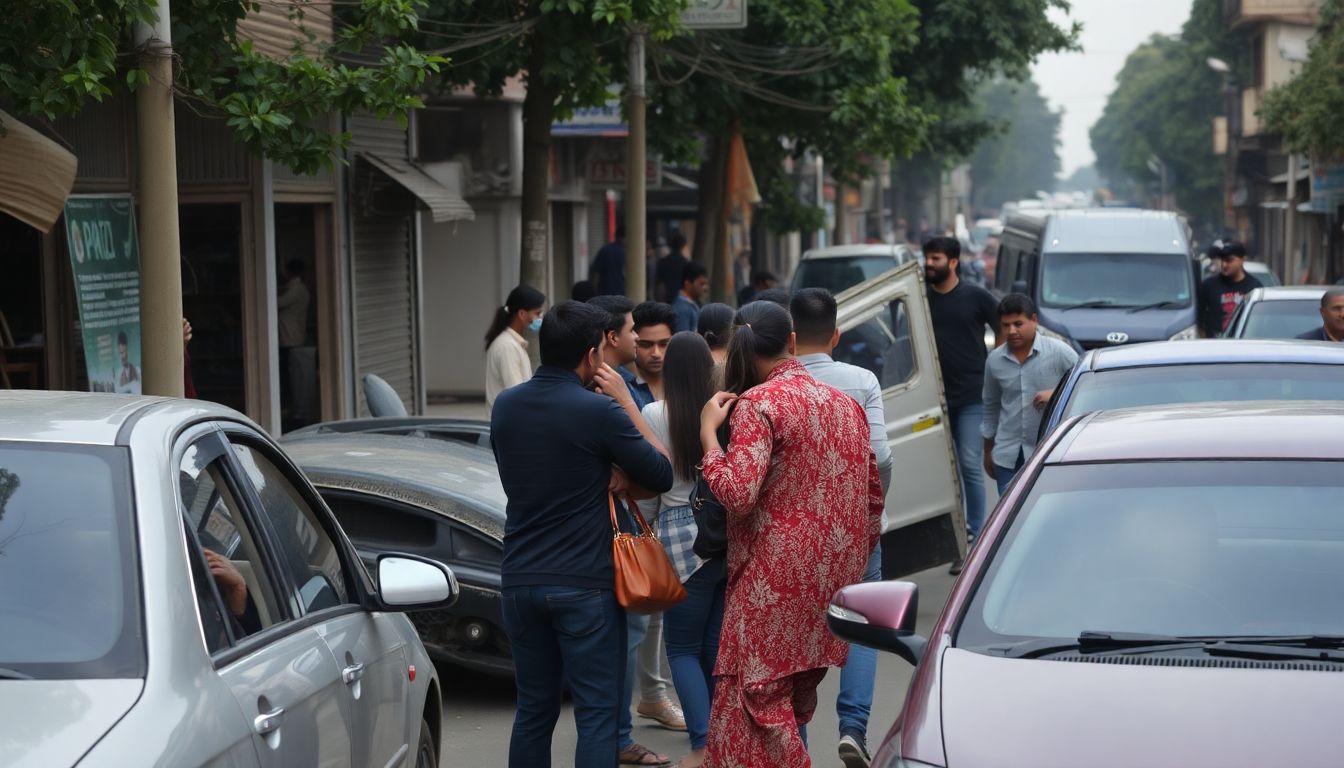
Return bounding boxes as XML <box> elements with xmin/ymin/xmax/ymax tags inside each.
<box><xmin>484</xmin><ymin>285</ymin><xmax>545</xmax><ymax>415</ymax></box>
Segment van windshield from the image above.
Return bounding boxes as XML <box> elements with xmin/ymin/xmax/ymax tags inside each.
<box><xmin>1040</xmin><ymin>252</ymin><xmax>1192</xmax><ymax>309</ymax></box>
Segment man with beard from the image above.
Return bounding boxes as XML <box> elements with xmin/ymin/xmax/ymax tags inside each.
<box><xmin>924</xmin><ymin>236</ymin><xmax>999</xmax><ymax>574</ymax></box>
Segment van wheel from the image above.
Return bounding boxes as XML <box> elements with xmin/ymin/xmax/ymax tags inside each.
<box><xmin>415</xmin><ymin>718</ymin><xmax>437</xmax><ymax>768</ymax></box>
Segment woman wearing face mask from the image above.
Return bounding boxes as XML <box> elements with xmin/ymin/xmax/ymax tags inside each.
<box><xmin>484</xmin><ymin>285</ymin><xmax>545</xmax><ymax>417</ymax></box>
<box><xmin>638</xmin><ymin>332</ymin><xmax>724</xmax><ymax>768</ymax></box>
<box><xmin>697</xmin><ymin>301</ymin><xmax>884</xmax><ymax>768</ymax></box>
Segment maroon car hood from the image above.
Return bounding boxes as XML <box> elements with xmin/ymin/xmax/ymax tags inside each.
<box><xmin>940</xmin><ymin>648</ymin><xmax>1344</xmax><ymax>767</ymax></box>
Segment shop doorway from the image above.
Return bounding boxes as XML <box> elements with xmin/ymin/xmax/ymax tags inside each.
<box><xmin>275</xmin><ymin>203</ymin><xmax>328</xmax><ymax>432</ymax></box>
<box><xmin>180</xmin><ymin>204</ymin><xmax>246</xmax><ymax>412</ymax></box>
<box><xmin>0</xmin><ymin>213</ymin><xmax>45</xmax><ymax>389</ymax></box>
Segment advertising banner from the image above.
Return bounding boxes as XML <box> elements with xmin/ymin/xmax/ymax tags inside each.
<box><xmin>63</xmin><ymin>195</ymin><xmax>143</xmax><ymax>394</ymax></box>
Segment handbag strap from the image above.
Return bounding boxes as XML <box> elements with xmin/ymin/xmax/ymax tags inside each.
<box><xmin>609</xmin><ymin>492</ymin><xmax>655</xmax><ymax>537</ymax></box>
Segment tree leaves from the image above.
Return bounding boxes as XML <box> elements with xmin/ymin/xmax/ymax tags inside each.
<box><xmin>1261</xmin><ymin>0</ymin><xmax>1344</xmax><ymax>159</ymax></box>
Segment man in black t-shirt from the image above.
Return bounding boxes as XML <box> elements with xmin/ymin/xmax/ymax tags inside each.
<box><xmin>924</xmin><ymin>236</ymin><xmax>999</xmax><ymax>570</ymax></box>
<box><xmin>1198</xmin><ymin>240</ymin><xmax>1261</xmax><ymax>337</ymax></box>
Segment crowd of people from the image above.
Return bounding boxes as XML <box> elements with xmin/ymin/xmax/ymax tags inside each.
<box><xmin>483</xmin><ymin>235</ymin><xmax>1080</xmax><ymax>768</ymax></box>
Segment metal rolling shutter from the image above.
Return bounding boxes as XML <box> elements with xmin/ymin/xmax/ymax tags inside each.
<box><xmin>350</xmin><ymin>114</ymin><xmax>418</xmax><ymax>415</ymax></box>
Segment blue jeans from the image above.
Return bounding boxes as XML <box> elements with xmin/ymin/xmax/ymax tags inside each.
<box><xmin>994</xmin><ymin>450</ymin><xmax>1026</xmax><ymax>497</ymax></box>
<box><xmin>663</xmin><ymin>558</ymin><xmax>727</xmax><ymax>750</ymax></box>
<box><xmin>619</xmin><ymin>611</ymin><xmax>649</xmax><ymax>750</ymax></box>
<box><xmin>502</xmin><ymin>586</ymin><xmax>626</xmax><ymax>768</ymax></box>
<box><xmin>949</xmin><ymin>404</ymin><xmax>988</xmax><ymax>542</ymax></box>
<box><xmin>836</xmin><ymin>542</ymin><xmax>883</xmax><ymax>737</ymax></box>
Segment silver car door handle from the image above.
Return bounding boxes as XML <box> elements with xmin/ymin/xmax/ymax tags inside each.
<box><xmin>342</xmin><ymin>662</ymin><xmax>366</xmax><ymax>684</ymax></box>
<box><xmin>254</xmin><ymin>707</ymin><xmax>285</xmax><ymax>735</ymax></box>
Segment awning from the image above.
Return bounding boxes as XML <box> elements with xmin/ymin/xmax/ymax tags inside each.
<box><xmin>0</xmin><ymin>110</ymin><xmax>78</xmax><ymax>232</ymax></box>
<box><xmin>358</xmin><ymin>152</ymin><xmax>474</xmax><ymax>222</ymax></box>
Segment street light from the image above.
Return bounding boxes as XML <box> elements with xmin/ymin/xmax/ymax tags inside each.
<box><xmin>1207</xmin><ymin>57</ymin><xmax>1230</xmax><ymax>74</ymax></box>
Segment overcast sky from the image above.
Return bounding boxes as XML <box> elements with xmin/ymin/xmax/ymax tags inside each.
<box><xmin>1032</xmin><ymin>0</ymin><xmax>1195</xmax><ymax>178</ymax></box>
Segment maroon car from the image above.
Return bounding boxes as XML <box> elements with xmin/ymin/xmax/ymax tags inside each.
<box><xmin>830</xmin><ymin>402</ymin><xmax>1344</xmax><ymax>768</ymax></box>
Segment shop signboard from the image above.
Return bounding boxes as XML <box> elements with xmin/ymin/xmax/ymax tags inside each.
<box><xmin>63</xmin><ymin>195</ymin><xmax>143</xmax><ymax>394</ymax></box>
<box><xmin>1308</xmin><ymin>159</ymin><xmax>1344</xmax><ymax>213</ymax></box>
<box><xmin>681</xmin><ymin>0</ymin><xmax>748</xmax><ymax>28</ymax></box>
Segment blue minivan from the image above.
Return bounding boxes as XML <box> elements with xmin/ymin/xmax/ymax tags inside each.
<box><xmin>993</xmin><ymin>209</ymin><xmax>1200</xmax><ymax>349</ymax></box>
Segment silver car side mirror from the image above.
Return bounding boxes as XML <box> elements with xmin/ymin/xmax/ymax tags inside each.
<box><xmin>377</xmin><ymin>554</ymin><xmax>459</xmax><ymax>609</ymax></box>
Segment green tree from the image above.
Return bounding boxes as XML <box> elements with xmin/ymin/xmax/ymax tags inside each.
<box><xmin>1</xmin><ymin>1</ymin><xmax>447</xmax><ymax>174</ymax></box>
<box><xmin>419</xmin><ymin>0</ymin><xmax>686</xmax><ymax>288</ymax></box>
<box><xmin>1261</xmin><ymin>0</ymin><xmax>1344</xmax><ymax>157</ymax></box>
<box><xmin>644</xmin><ymin>0</ymin><xmax>929</xmax><ymax>283</ymax></box>
<box><xmin>968</xmin><ymin>76</ymin><xmax>1062</xmax><ymax>212</ymax></box>
<box><xmin>1089</xmin><ymin>0</ymin><xmax>1244</xmax><ymax>229</ymax></box>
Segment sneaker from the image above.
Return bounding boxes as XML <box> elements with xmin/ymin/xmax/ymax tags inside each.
<box><xmin>838</xmin><ymin>731</ymin><xmax>871</xmax><ymax>768</ymax></box>
<box><xmin>948</xmin><ymin>557</ymin><xmax>965</xmax><ymax>576</ymax></box>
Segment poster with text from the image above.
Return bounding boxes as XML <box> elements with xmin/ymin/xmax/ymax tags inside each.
<box><xmin>63</xmin><ymin>195</ymin><xmax>142</xmax><ymax>394</ymax></box>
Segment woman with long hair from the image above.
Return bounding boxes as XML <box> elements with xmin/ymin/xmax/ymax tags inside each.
<box><xmin>639</xmin><ymin>332</ymin><xmax>724</xmax><ymax>768</ymax></box>
<box><xmin>697</xmin><ymin>301</ymin><xmax>884</xmax><ymax>768</ymax></box>
<box><xmin>695</xmin><ymin>303</ymin><xmax>734</xmax><ymax>367</ymax></box>
<box><xmin>484</xmin><ymin>285</ymin><xmax>545</xmax><ymax>416</ymax></box>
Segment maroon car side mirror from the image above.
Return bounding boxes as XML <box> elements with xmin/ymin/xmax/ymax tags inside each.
<box><xmin>827</xmin><ymin>581</ymin><xmax>927</xmax><ymax>665</ymax></box>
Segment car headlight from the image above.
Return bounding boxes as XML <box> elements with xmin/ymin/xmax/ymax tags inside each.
<box><xmin>1169</xmin><ymin>324</ymin><xmax>1197</xmax><ymax>341</ymax></box>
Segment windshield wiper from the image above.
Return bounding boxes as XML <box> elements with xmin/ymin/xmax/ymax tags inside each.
<box><xmin>997</xmin><ymin>631</ymin><xmax>1204</xmax><ymax>659</ymax></box>
<box><xmin>0</xmin><ymin>667</ymin><xmax>34</xmax><ymax>680</ymax></box>
<box><xmin>1059</xmin><ymin>300</ymin><xmax>1130</xmax><ymax>310</ymax></box>
<box><xmin>1125</xmin><ymin>300</ymin><xmax>1186</xmax><ymax>313</ymax></box>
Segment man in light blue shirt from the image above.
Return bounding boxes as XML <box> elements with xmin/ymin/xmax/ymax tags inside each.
<box><xmin>674</xmin><ymin>261</ymin><xmax>709</xmax><ymax>332</ymax></box>
<box><xmin>981</xmin><ymin>293</ymin><xmax>1079</xmax><ymax>495</ymax></box>
<box><xmin>791</xmin><ymin>287</ymin><xmax>893</xmax><ymax>768</ymax></box>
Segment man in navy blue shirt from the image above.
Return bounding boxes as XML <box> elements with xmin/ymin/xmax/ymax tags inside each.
<box><xmin>1296</xmin><ymin>288</ymin><xmax>1344</xmax><ymax>342</ymax></box>
<box><xmin>590</xmin><ymin>226</ymin><xmax>628</xmax><ymax>297</ymax></box>
<box><xmin>492</xmin><ymin>301</ymin><xmax>673</xmax><ymax>768</ymax></box>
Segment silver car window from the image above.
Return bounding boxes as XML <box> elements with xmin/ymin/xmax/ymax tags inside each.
<box><xmin>179</xmin><ymin>443</ymin><xmax>284</xmax><ymax>642</ymax></box>
<box><xmin>230</xmin><ymin>442</ymin><xmax>352</xmax><ymax>615</ymax></box>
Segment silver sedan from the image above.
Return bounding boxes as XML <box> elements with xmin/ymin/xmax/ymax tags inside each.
<box><xmin>0</xmin><ymin>392</ymin><xmax>455</xmax><ymax>768</ymax></box>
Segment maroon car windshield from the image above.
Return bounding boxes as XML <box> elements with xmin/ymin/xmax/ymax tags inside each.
<box><xmin>958</xmin><ymin>461</ymin><xmax>1344</xmax><ymax>651</ymax></box>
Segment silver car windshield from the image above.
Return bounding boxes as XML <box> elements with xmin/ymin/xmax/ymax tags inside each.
<box><xmin>1241</xmin><ymin>300</ymin><xmax>1321</xmax><ymax>339</ymax></box>
<box><xmin>1062</xmin><ymin>364</ymin><xmax>1344</xmax><ymax>418</ymax></box>
<box><xmin>0</xmin><ymin>443</ymin><xmax>143</xmax><ymax>679</ymax></box>
<box><xmin>958</xmin><ymin>461</ymin><xmax>1344</xmax><ymax>649</ymax></box>
<box><xmin>1040</xmin><ymin>252</ymin><xmax>1192</xmax><ymax>309</ymax></box>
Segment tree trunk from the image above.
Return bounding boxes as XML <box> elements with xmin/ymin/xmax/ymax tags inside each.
<box><xmin>520</xmin><ymin>36</ymin><xmax>555</xmax><ymax>292</ymax></box>
<box><xmin>693</xmin><ymin>132</ymin><xmax>732</xmax><ymax>304</ymax></box>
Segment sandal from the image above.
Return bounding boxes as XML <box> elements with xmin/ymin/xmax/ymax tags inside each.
<box><xmin>620</xmin><ymin>743</ymin><xmax>672</xmax><ymax>766</ymax></box>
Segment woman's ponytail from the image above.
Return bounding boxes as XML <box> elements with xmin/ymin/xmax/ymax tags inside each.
<box><xmin>485</xmin><ymin>284</ymin><xmax>546</xmax><ymax>350</ymax></box>
<box><xmin>723</xmin><ymin>300</ymin><xmax>792</xmax><ymax>395</ymax></box>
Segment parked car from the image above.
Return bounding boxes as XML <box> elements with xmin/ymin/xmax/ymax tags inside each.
<box><xmin>789</xmin><ymin>244</ymin><xmax>919</xmax><ymax>296</ymax></box>
<box><xmin>830</xmin><ymin>402</ymin><xmax>1344</xmax><ymax>767</ymax></box>
<box><xmin>287</xmin><ymin>415</ymin><xmax>492</xmax><ymax>450</ymax></box>
<box><xmin>0</xmin><ymin>391</ymin><xmax>455</xmax><ymax>768</ymax></box>
<box><xmin>834</xmin><ymin>260</ymin><xmax>964</xmax><ymax>575</ymax></box>
<box><xmin>1036</xmin><ymin>338</ymin><xmax>1344</xmax><ymax>438</ymax></box>
<box><xmin>1222</xmin><ymin>286</ymin><xmax>1328</xmax><ymax>339</ymax></box>
<box><xmin>995</xmin><ymin>208</ymin><xmax>1201</xmax><ymax>349</ymax></box>
<box><xmin>281</xmin><ymin>432</ymin><xmax>511</xmax><ymax>676</ymax></box>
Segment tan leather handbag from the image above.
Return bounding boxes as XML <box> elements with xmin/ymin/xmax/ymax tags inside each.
<box><xmin>610</xmin><ymin>493</ymin><xmax>687</xmax><ymax>613</ymax></box>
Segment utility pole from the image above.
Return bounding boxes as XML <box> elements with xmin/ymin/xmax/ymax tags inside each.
<box><xmin>134</xmin><ymin>0</ymin><xmax>184</xmax><ymax>397</ymax></box>
<box><xmin>625</xmin><ymin>26</ymin><xmax>648</xmax><ymax>302</ymax></box>
<box><xmin>1285</xmin><ymin>153</ymin><xmax>1298</xmax><ymax>281</ymax></box>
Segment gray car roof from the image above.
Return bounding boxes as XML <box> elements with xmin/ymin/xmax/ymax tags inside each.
<box><xmin>282</xmin><ymin>433</ymin><xmax>507</xmax><ymax>540</ymax></box>
<box><xmin>1249</xmin><ymin>286</ymin><xmax>1328</xmax><ymax>301</ymax></box>
<box><xmin>1043</xmin><ymin>209</ymin><xmax>1188</xmax><ymax>254</ymax></box>
<box><xmin>0</xmin><ymin>391</ymin><xmax>241</xmax><ymax>445</ymax></box>
<box><xmin>1048</xmin><ymin>402</ymin><xmax>1344</xmax><ymax>464</ymax></box>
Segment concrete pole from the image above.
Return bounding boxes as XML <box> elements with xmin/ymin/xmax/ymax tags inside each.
<box><xmin>1285</xmin><ymin>153</ymin><xmax>1298</xmax><ymax>282</ymax></box>
<box><xmin>625</xmin><ymin>27</ymin><xmax>647</xmax><ymax>302</ymax></box>
<box><xmin>134</xmin><ymin>0</ymin><xmax>184</xmax><ymax>397</ymax></box>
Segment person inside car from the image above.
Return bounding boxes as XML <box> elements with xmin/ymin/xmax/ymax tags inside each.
<box><xmin>203</xmin><ymin>548</ymin><xmax>261</xmax><ymax>636</ymax></box>
<box><xmin>1296</xmin><ymin>288</ymin><xmax>1344</xmax><ymax>342</ymax></box>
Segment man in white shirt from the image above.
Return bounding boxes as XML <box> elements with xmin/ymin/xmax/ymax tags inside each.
<box><xmin>791</xmin><ymin>287</ymin><xmax>892</xmax><ymax>768</ymax></box>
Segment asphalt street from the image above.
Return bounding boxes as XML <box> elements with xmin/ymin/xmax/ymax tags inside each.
<box><xmin>436</xmin><ymin>563</ymin><xmax>958</xmax><ymax>767</ymax></box>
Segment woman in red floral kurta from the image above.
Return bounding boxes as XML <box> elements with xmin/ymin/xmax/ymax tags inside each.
<box><xmin>698</xmin><ymin>301</ymin><xmax>884</xmax><ymax>768</ymax></box>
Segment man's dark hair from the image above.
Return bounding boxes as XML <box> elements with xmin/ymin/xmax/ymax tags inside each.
<box><xmin>1322</xmin><ymin>287</ymin><xmax>1344</xmax><ymax>308</ymax></box>
<box><xmin>286</xmin><ymin>258</ymin><xmax>305</xmax><ymax>276</ymax></box>
<box><xmin>752</xmin><ymin>287</ymin><xmax>791</xmax><ymax>309</ymax></box>
<box><xmin>539</xmin><ymin>301</ymin><xmax>610</xmax><ymax>369</ymax></box>
<box><xmin>117</xmin><ymin>331</ymin><xmax>128</xmax><ymax>346</ymax></box>
<box><xmin>751</xmin><ymin>270</ymin><xmax>778</xmax><ymax>289</ymax></box>
<box><xmin>998</xmin><ymin>293</ymin><xmax>1037</xmax><ymax>318</ymax></box>
<box><xmin>571</xmin><ymin>280</ymin><xmax>597</xmax><ymax>302</ymax></box>
<box><xmin>923</xmin><ymin>236</ymin><xmax>961</xmax><ymax>262</ymax></box>
<box><xmin>632</xmin><ymin>301</ymin><xmax>678</xmax><ymax>334</ymax></box>
<box><xmin>681</xmin><ymin>261</ymin><xmax>708</xmax><ymax>286</ymax></box>
<box><xmin>587</xmin><ymin>295</ymin><xmax>635</xmax><ymax>335</ymax></box>
<box><xmin>668</xmin><ymin>231</ymin><xmax>687</xmax><ymax>252</ymax></box>
<box><xmin>790</xmin><ymin>287</ymin><xmax>838</xmax><ymax>346</ymax></box>
<box><xmin>1218</xmin><ymin>240</ymin><xmax>1247</xmax><ymax>259</ymax></box>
